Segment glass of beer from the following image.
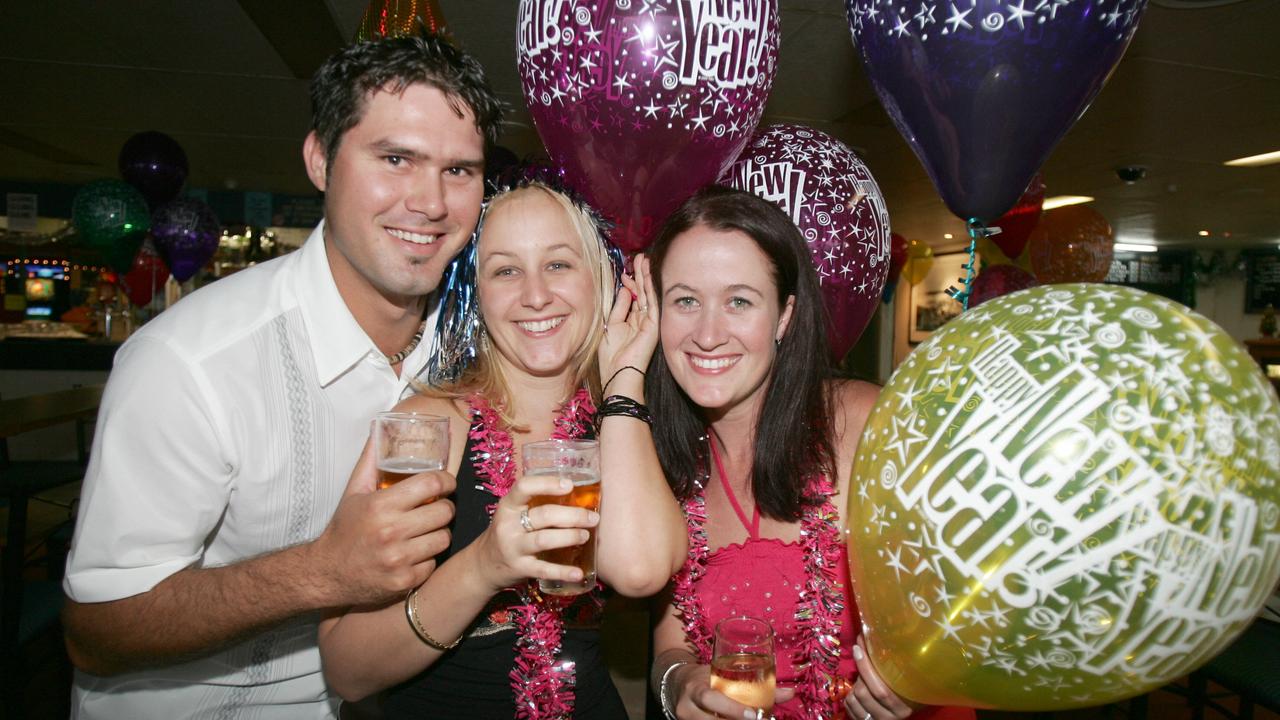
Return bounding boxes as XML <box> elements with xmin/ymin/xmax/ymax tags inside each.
<box><xmin>523</xmin><ymin>439</ymin><xmax>601</xmax><ymax>596</ymax></box>
<box><xmin>710</xmin><ymin>616</ymin><xmax>776</xmax><ymax>717</ymax></box>
<box><xmin>371</xmin><ymin>412</ymin><xmax>449</xmax><ymax>490</ymax></box>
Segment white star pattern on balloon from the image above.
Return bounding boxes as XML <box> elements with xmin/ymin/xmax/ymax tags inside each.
<box><xmin>518</xmin><ymin>1</ymin><xmax>775</xmax><ymax>142</ymax></box>
<box><xmin>849</xmin><ymin>284</ymin><xmax>1280</xmax><ymax>709</ymax></box>
<box><xmin>849</xmin><ymin>0</ymin><xmax>1145</xmax><ymax>42</ymax></box>
<box><xmin>725</xmin><ymin>125</ymin><xmax>891</xmax><ymax>308</ymax></box>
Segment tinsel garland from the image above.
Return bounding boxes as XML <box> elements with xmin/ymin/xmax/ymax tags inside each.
<box><xmin>672</xmin><ymin>456</ymin><xmax>847</xmax><ymax>719</ymax></box>
<box><xmin>467</xmin><ymin>387</ymin><xmax>597</xmax><ymax>720</ymax></box>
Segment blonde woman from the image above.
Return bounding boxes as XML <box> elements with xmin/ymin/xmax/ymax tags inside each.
<box><xmin>319</xmin><ymin>181</ymin><xmax>685</xmax><ymax>718</ymax></box>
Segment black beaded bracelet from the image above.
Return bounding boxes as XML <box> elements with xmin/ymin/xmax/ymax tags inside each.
<box><xmin>603</xmin><ymin>365</ymin><xmax>645</xmax><ymax>392</ymax></box>
<box><xmin>598</xmin><ymin>394</ymin><xmax>652</xmax><ymax>425</ymax></box>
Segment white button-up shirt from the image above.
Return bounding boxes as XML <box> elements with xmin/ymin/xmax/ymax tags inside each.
<box><xmin>65</xmin><ymin>222</ymin><xmax>437</xmax><ymax>719</ymax></box>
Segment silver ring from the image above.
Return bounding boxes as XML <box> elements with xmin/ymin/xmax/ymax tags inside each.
<box><xmin>519</xmin><ymin>508</ymin><xmax>534</xmax><ymax>533</ymax></box>
<box><xmin>863</xmin><ymin>713</ymin><xmax>872</xmax><ymax>720</ymax></box>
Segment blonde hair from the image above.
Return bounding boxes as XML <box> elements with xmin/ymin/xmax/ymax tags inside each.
<box><xmin>432</xmin><ymin>183</ymin><xmax>615</xmax><ymax>428</ymax></box>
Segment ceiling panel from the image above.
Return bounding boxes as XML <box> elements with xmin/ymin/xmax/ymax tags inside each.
<box><xmin>0</xmin><ymin>0</ymin><xmax>1275</xmax><ymax>250</ymax></box>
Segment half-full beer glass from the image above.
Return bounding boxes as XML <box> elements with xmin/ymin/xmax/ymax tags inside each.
<box><xmin>371</xmin><ymin>412</ymin><xmax>449</xmax><ymax>490</ymax></box>
<box><xmin>523</xmin><ymin>439</ymin><xmax>600</xmax><ymax>596</ymax></box>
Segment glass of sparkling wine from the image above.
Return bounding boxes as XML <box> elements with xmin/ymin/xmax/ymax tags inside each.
<box><xmin>372</xmin><ymin>412</ymin><xmax>449</xmax><ymax>490</ymax></box>
<box><xmin>523</xmin><ymin>439</ymin><xmax>601</xmax><ymax>596</ymax></box>
<box><xmin>710</xmin><ymin>616</ymin><xmax>776</xmax><ymax>717</ymax></box>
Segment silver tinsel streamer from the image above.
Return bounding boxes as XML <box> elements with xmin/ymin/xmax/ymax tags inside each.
<box><xmin>422</xmin><ymin>238</ymin><xmax>479</xmax><ymax>387</ymax></box>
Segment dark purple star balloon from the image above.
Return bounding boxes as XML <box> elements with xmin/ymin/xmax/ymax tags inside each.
<box><xmin>847</xmin><ymin>0</ymin><xmax>1147</xmax><ymax>222</ymax></box>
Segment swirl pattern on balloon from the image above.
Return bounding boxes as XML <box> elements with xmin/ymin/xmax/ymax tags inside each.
<box><xmin>518</xmin><ymin>0</ymin><xmax>778</xmax><ymax>252</ymax></box>
<box><xmin>724</xmin><ymin>124</ymin><xmax>891</xmax><ymax>360</ymax></box>
<box><xmin>849</xmin><ymin>284</ymin><xmax>1280</xmax><ymax>710</ymax></box>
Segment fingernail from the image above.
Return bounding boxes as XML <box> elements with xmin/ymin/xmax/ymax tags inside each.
<box><xmin>560</xmin><ymin>478</ymin><xmax>573</xmax><ymax>491</ymax></box>
<box><xmin>742</xmin><ymin>711</ymin><xmax>757</xmax><ymax>720</ymax></box>
<box><xmin>630</xmin><ymin>290</ymin><xmax>638</xmax><ymax>302</ymax></box>
<box><xmin>853</xmin><ymin>644</ymin><xmax>864</xmax><ymax>661</ymax></box>
<box><xmin>587</xmin><ymin>511</ymin><xmax>600</xmax><ymax>524</ymax></box>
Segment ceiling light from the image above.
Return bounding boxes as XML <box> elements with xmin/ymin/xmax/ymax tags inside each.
<box><xmin>1224</xmin><ymin>150</ymin><xmax>1280</xmax><ymax>167</ymax></box>
<box><xmin>943</xmin><ymin>233</ymin><xmax>954</xmax><ymax>240</ymax></box>
<box><xmin>1198</xmin><ymin>230</ymin><xmax>1210</xmax><ymax>236</ymax></box>
<box><xmin>1042</xmin><ymin>195</ymin><xmax>1094</xmax><ymax>210</ymax></box>
<box><xmin>1114</xmin><ymin>242</ymin><xmax>1157</xmax><ymax>253</ymax></box>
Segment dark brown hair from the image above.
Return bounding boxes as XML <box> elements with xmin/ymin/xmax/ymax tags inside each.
<box><xmin>309</xmin><ymin>31</ymin><xmax>504</xmax><ymax>171</ymax></box>
<box><xmin>645</xmin><ymin>186</ymin><xmax>835</xmax><ymax>519</ymax></box>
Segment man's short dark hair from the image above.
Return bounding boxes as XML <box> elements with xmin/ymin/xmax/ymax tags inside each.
<box><xmin>310</xmin><ymin>32</ymin><xmax>505</xmax><ymax>170</ymax></box>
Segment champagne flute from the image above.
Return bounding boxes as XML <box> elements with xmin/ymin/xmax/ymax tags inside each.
<box><xmin>710</xmin><ymin>616</ymin><xmax>776</xmax><ymax>717</ymax></box>
<box><xmin>371</xmin><ymin>412</ymin><xmax>449</xmax><ymax>490</ymax></box>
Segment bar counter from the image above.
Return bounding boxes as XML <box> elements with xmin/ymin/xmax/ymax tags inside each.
<box><xmin>0</xmin><ymin>337</ymin><xmax>121</xmax><ymax>372</ymax></box>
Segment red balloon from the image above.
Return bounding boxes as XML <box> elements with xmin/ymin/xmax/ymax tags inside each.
<box><xmin>122</xmin><ymin>242</ymin><xmax>170</xmax><ymax>307</ymax></box>
<box><xmin>969</xmin><ymin>264</ymin><xmax>1038</xmax><ymax>308</ymax></box>
<box><xmin>517</xmin><ymin>0</ymin><xmax>779</xmax><ymax>253</ymax></box>
<box><xmin>990</xmin><ymin>174</ymin><xmax>1045</xmax><ymax>260</ymax></box>
<box><xmin>888</xmin><ymin>232</ymin><xmax>908</xmax><ymax>279</ymax></box>
<box><xmin>725</xmin><ymin>125</ymin><xmax>891</xmax><ymax>361</ymax></box>
<box><xmin>1027</xmin><ymin>205</ymin><xmax>1115</xmax><ymax>283</ymax></box>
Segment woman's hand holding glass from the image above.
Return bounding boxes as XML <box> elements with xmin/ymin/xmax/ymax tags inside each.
<box><xmin>598</xmin><ymin>254</ymin><xmax>659</xmax><ymax>395</ymax></box>
<box><xmin>475</xmin><ymin>471</ymin><xmax>600</xmax><ymax>594</ymax></box>
<box><xmin>666</xmin><ymin>662</ymin><xmax>795</xmax><ymax>720</ymax></box>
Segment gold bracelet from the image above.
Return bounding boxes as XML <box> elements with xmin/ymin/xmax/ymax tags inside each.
<box><xmin>403</xmin><ymin>587</ymin><xmax>461</xmax><ymax>652</ymax></box>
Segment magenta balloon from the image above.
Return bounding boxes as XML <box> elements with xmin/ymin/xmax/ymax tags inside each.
<box><xmin>724</xmin><ymin>125</ymin><xmax>892</xmax><ymax>361</ymax></box>
<box><xmin>517</xmin><ymin>0</ymin><xmax>779</xmax><ymax>253</ymax></box>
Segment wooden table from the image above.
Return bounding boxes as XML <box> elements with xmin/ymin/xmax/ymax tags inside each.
<box><xmin>1</xmin><ymin>383</ymin><xmax>104</xmax><ymax>651</ymax></box>
<box><xmin>0</xmin><ymin>384</ymin><xmax>104</xmax><ymax>440</ymax></box>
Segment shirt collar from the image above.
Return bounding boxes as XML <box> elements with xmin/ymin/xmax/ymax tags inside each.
<box><xmin>293</xmin><ymin>221</ymin><xmax>380</xmax><ymax>387</ymax></box>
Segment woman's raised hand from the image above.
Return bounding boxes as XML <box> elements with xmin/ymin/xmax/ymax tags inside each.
<box><xmin>473</xmin><ymin>473</ymin><xmax>599</xmax><ymax>593</ymax></box>
<box><xmin>843</xmin><ymin>637</ymin><xmax>916</xmax><ymax>720</ymax></box>
<box><xmin>599</xmin><ymin>254</ymin><xmax>659</xmax><ymax>395</ymax></box>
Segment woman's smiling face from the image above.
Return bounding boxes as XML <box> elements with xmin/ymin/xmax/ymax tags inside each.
<box><xmin>477</xmin><ymin>189</ymin><xmax>599</xmax><ymax>382</ymax></box>
<box><xmin>658</xmin><ymin>223</ymin><xmax>794</xmax><ymax>418</ymax></box>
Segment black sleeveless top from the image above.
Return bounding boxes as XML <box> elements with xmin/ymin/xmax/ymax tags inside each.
<box><xmin>380</xmin><ymin>423</ymin><xmax>627</xmax><ymax>719</ymax></box>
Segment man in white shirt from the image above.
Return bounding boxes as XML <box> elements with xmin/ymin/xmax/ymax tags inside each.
<box><xmin>60</xmin><ymin>33</ymin><xmax>504</xmax><ymax>718</ymax></box>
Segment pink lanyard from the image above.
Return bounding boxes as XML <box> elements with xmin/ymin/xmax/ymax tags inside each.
<box><xmin>709</xmin><ymin>437</ymin><xmax>760</xmax><ymax>539</ymax></box>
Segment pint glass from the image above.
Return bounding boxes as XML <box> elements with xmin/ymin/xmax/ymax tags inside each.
<box><xmin>523</xmin><ymin>439</ymin><xmax>601</xmax><ymax>596</ymax></box>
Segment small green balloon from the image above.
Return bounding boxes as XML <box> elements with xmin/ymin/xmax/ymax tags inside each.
<box><xmin>72</xmin><ymin>179</ymin><xmax>151</xmax><ymax>252</ymax></box>
<box><xmin>849</xmin><ymin>283</ymin><xmax>1280</xmax><ymax>711</ymax></box>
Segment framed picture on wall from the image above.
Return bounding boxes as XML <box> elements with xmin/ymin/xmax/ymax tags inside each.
<box><xmin>1243</xmin><ymin>249</ymin><xmax>1280</xmax><ymax>314</ymax></box>
<box><xmin>908</xmin><ymin>251</ymin><xmax>975</xmax><ymax>344</ymax></box>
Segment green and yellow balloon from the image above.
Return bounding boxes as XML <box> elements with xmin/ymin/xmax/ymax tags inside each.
<box><xmin>848</xmin><ymin>284</ymin><xmax>1280</xmax><ymax>710</ymax></box>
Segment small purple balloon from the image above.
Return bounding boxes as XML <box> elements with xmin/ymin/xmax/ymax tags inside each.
<box><xmin>119</xmin><ymin>131</ymin><xmax>189</xmax><ymax>209</ymax></box>
<box><xmin>517</xmin><ymin>0</ymin><xmax>779</xmax><ymax>253</ymax></box>
<box><xmin>724</xmin><ymin>124</ymin><xmax>892</xmax><ymax>361</ymax></box>
<box><xmin>846</xmin><ymin>0</ymin><xmax>1146</xmax><ymax>222</ymax></box>
<box><xmin>151</xmin><ymin>198</ymin><xmax>221</xmax><ymax>282</ymax></box>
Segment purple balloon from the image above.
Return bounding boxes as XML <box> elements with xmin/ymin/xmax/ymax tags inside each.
<box><xmin>151</xmin><ymin>198</ymin><xmax>221</xmax><ymax>282</ymax></box>
<box><xmin>119</xmin><ymin>131</ymin><xmax>189</xmax><ymax>208</ymax></box>
<box><xmin>517</xmin><ymin>0</ymin><xmax>779</xmax><ymax>253</ymax></box>
<box><xmin>724</xmin><ymin>125</ymin><xmax>891</xmax><ymax>361</ymax></box>
<box><xmin>846</xmin><ymin>0</ymin><xmax>1146</xmax><ymax>222</ymax></box>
